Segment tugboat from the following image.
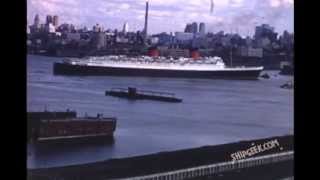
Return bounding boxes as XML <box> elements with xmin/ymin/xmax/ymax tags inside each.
<box><xmin>105</xmin><ymin>87</ymin><xmax>182</xmax><ymax>103</ymax></box>
<box><xmin>260</xmin><ymin>73</ymin><xmax>270</xmax><ymax>79</ymax></box>
<box><xmin>280</xmin><ymin>81</ymin><xmax>294</xmax><ymax>89</ymax></box>
<box><xmin>28</xmin><ymin>110</ymin><xmax>117</xmax><ymax>142</ymax></box>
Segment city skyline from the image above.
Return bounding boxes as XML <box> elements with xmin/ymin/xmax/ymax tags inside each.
<box><xmin>27</xmin><ymin>0</ymin><xmax>294</xmax><ymax>36</ymax></box>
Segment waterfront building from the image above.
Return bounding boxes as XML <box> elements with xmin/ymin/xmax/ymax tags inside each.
<box><xmin>30</xmin><ymin>14</ymin><xmax>41</xmax><ymax>33</ymax></box>
<box><xmin>152</xmin><ymin>32</ymin><xmax>174</xmax><ymax>46</ymax></box>
<box><xmin>40</xmin><ymin>24</ymin><xmax>46</xmax><ymax>31</ymax></box>
<box><xmin>254</xmin><ymin>24</ymin><xmax>278</xmax><ymax>43</ymax></box>
<box><xmin>66</xmin><ymin>32</ymin><xmax>81</xmax><ymax>42</ymax></box>
<box><xmin>93</xmin><ymin>24</ymin><xmax>103</xmax><ymax>32</ymax></box>
<box><xmin>237</xmin><ymin>46</ymin><xmax>263</xmax><ymax>58</ymax></box>
<box><xmin>175</xmin><ymin>32</ymin><xmax>194</xmax><ymax>41</ymax></box>
<box><xmin>245</xmin><ymin>36</ymin><xmax>253</xmax><ymax>47</ymax></box>
<box><xmin>69</xmin><ymin>24</ymin><xmax>76</xmax><ymax>32</ymax></box>
<box><xmin>279</xmin><ymin>30</ymin><xmax>294</xmax><ymax>50</ymax></box>
<box><xmin>158</xmin><ymin>47</ymin><xmax>190</xmax><ymax>58</ymax></box>
<box><xmin>46</xmin><ymin>23</ymin><xmax>56</xmax><ymax>33</ymax></box>
<box><xmin>192</xmin><ymin>36</ymin><xmax>208</xmax><ymax>48</ymax></box>
<box><xmin>92</xmin><ymin>32</ymin><xmax>106</xmax><ymax>50</ymax></box>
<box><xmin>150</xmin><ymin>37</ymin><xmax>159</xmax><ymax>44</ymax></box>
<box><xmin>116</xmin><ymin>36</ymin><xmax>129</xmax><ymax>43</ymax></box>
<box><xmin>259</xmin><ymin>38</ymin><xmax>271</xmax><ymax>48</ymax></box>
<box><xmin>83</xmin><ymin>26</ymin><xmax>88</xmax><ymax>32</ymax></box>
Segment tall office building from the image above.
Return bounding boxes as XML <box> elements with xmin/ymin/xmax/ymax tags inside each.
<box><xmin>254</xmin><ymin>24</ymin><xmax>277</xmax><ymax>42</ymax></box>
<box><xmin>184</xmin><ymin>23</ymin><xmax>192</xmax><ymax>33</ymax></box>
<box><xmin>46</xmin><ymin>15</ymin><xmax>53</xmax><ymax>25</ymax></box>
<box><xmin>123</xmin><ymin>22</ymin><xmax>129</xmax><ymax>34</ymax></box>
<box><xmin>34</xmin><ymin>14</ymin><xmax>40</xmax><ymax>26</ymax></box>
<box><xmin>191</xmin><ymin>22</ymin><xmax>198</xmax><ymax>34</ymax></box>
<box><xmin>199</xmin><ymin>22</ymin><xmax>206</xmax><ymax>34</ymax></box>
<box><xmin>93</xmin><ymin>24</ymin><xmax>102</xmax><ymax>32</ymax></box>
<box><xmin>53</xmin><ymin>15</ymin><xmax>59</xmax><ymax>27</ymax></box>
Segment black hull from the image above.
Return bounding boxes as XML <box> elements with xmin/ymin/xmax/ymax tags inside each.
<box><xmin>105</xmin><ymin>91</ymin><xmax>182</xmax><ymax>103</ymax></box>
<box><xmin>31</xmin><ymin>134</ymin><xmax>115</xmax><ymax>145</ymax></box>
<box><xmin>54</xmin><ymin>63</ymin><xmax>262</xmax><ymax>80</ymax></box>
<box><xmin>35</xmin><ymin>133</ymin><xmax>115</xmax><ymax>143</ymax></box>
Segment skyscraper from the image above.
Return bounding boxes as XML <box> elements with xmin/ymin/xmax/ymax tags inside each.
<box><xmin>143</xmin><ymin>0</ymin><xmax>149</xmax><ymax>38</ymax></box>
<box><xmin>191</xmin><ymin>22</ymin><xmax>198</xmax><ymax>34</ymax></box>
<box><xmin>46</xmin><ymin>15</ymin><xmax>53</xmax><ymax>25</ymax></box>
<box><xmin>53</xmin><ymin>15</ymin><xmax>59</xmax><ymax>27</ymax></box>
<box><xmin>184</xmin><ymin>23</ymin><xmax>192</xmax><ymax>33</ymax></box>
<box><xmin>123</xmin><ymin>22</ymin><xmax>129</xmax><ymax>34</ymax></box>
<box><xmin>254</xmin><ymin>24</ymin><xmax>277</xmax><ymax>42</ymax></box>
<box><xmin>34</xmin><ymin>14</ymin><xmax>40</xmax><ymax>26</ymax></box>
<box><xmin>199</xmin><ymin>22</ymin><xmax>206</xmax><ymax>34</ymax></box>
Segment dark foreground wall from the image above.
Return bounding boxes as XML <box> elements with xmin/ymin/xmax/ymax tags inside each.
<box><xmin>28</xmin><ymin>135</ymin><xmax>293</xmax><ymax>180</ymax></box>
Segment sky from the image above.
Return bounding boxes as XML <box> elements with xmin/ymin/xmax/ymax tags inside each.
<box><xmin>27</xmin><ymin>0</ymin><xmax>294</xmax><ymax>36</ymax></box>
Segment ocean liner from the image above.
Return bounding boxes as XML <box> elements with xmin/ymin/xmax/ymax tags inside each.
<box><xmin>53</xmin><ymin>56</ymin><xmax>263</xmax><ymax>79</ymax></box>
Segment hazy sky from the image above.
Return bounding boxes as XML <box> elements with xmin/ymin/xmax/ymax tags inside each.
<box><xmin>27</xmin><ymin>0</ymin><xmax>294</xmax><ymax>36</ymax></box>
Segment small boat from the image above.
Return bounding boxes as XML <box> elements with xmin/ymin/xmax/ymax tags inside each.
<box><xmin>279</xmin><ymin>65</ymin><xmax>294</xmax><ymax>76</ymax></box>
<box><xmin>260</xmin><ymin>73</ymin><xmax>270</xmax><ymax>79</ymax></box>
<box><xmin>105</xmin><ymin>87</ymin><xmax>182</xmax><ymax>103</ymax></box>
<box><xmin>280</xmin><ymin>81</ymin><xmax>294</xmax><ymax>89</ymax></box>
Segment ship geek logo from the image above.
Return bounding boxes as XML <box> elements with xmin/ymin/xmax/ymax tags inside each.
<box><xmin>230</xmin><ymin>139</ymin><xmax>283</xmax><ymax>161</ymax></box>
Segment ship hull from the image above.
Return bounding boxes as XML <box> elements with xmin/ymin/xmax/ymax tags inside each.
<box><xmin>54</xmin><ymin>63</ymin><xmax>263</xmax><ymax>80</ymax></box>
<box><xmin>36</xmin><ymin>132</ymin><xmax>115</xmax><ymax>143</ymax></box>
<box><xmin>105</xmin><ymin>91</ymin><xmax>182</xmax><ymax>103</ymax></box>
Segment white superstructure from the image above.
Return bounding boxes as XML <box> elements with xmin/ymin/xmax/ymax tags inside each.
<box><xmin>63</xmin><ymin>56</ymin><xmax>263</xmax><ymax>71</ymax></box>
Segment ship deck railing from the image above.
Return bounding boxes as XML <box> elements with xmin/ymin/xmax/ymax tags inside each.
<box><xmin>82</xmin><ymin>58</ymin><xmax>221</xmax><ymax>66</ymax></box>
<box><xmin>116</xmin><ymin>151</ymin><xmax>294</xmax><ymax>180</ymax></box>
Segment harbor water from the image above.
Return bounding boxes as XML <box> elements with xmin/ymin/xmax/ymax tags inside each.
<box><xmin>27</xmin><ymin>55</ymin><xmax>294</xmax><ymax>169</ymax></box>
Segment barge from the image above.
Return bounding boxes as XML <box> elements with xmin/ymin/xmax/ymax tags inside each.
<box><xmin>105</xmin><ymin>87</ymin><xmax>182</xmax><ymax>103</ymax></box>
<box><xmin>53</xmin><ymin>56</ymin><xmax>263</xmax><ymax>80</ymax></box>
<box><xmin>27</xmin><ymin>111</ymin><xmax>117</xmax><ymax>142</ymax></box>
